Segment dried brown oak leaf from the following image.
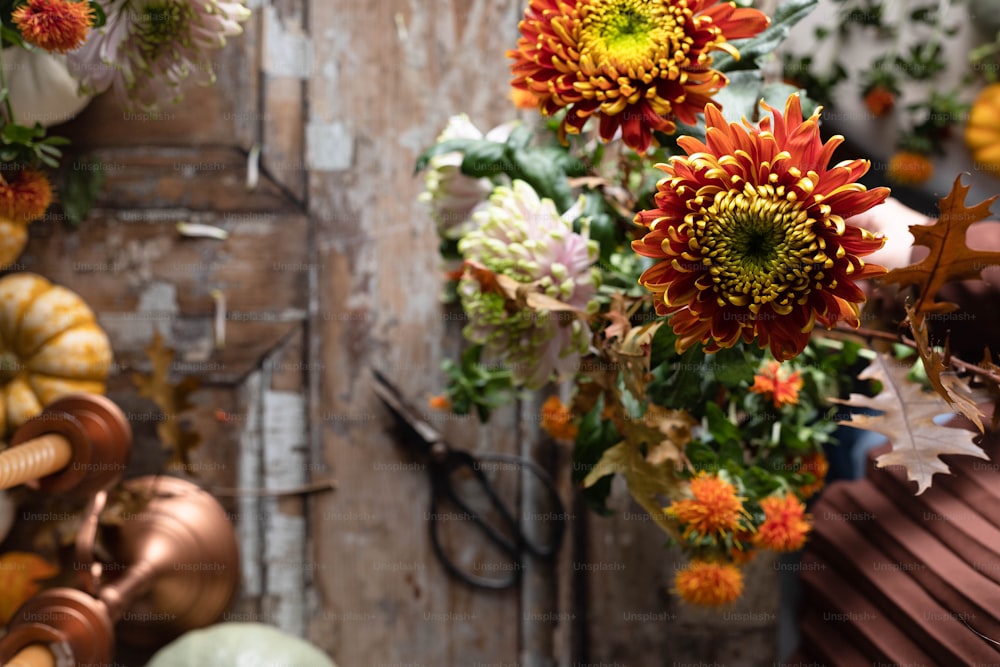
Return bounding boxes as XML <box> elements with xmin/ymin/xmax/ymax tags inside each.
<box><xmin>881</xmin><ymin>176</ymin><xmax>1000</xmax><ymax>320</ymax></box>
<box><xmin>583</xmin><ymin>438</ymin><xmax>683</xmax><ymax>540</ymax></box>
<box><xmin>132</xmin><ymin>332</ymin><xmax>202</xmax><ymax>471</ymax></box>
<box><xmin>906</xmin><ymin>304</ymin><xmax>984</xmax><ymax>432</ymax></box>
<box><xmin>835</xmin><ymin>352</ymin><xmax>987</xmax><ymax>494</ymax></box>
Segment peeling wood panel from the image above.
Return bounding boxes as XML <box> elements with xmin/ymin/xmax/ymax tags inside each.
<box><xmin>260</xmin><ymin>0</ymin><xmax>309</xmax><ymax>201</ymax></box>
<box><xmin>306</xmin><ymin>0</ymin><xmax>534</xmax><ymax>664</ymax></box>
<box><xmin>66</xmin><ymin>147</ymin><xmax>291</xmax><ymax>212</ymax></box>
<box><xmin>18</xmin><ymin>204</ymin><xmax>308</xmax><ymax>383</ymax></box>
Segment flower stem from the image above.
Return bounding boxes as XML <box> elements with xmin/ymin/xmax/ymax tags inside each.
<box><xmin>833</xmin><ymin>324</ymin><xmax>1000</xmax><ymax>384</ymax></box>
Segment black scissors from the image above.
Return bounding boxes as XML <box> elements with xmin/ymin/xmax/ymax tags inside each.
<box><xmin>372</xmin><ymin>369</ymin><xmax>566</xmax><ymax>589</ymax></box>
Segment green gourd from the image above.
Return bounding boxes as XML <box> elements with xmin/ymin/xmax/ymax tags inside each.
<box><xmin>146</xmin><ymin>623</ymin><xmax>338</xmax><ymax>667</ymax></box>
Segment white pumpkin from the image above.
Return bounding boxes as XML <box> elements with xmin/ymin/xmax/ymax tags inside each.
<box><xmin>146</xmin><ymin>623</ymin><xmax>338</xmax><ymax>667</ymax></box>
<box><xmin>3</xmin><ymin>47</ymin><xmax>92</xmax><ymax>128</ymax></box>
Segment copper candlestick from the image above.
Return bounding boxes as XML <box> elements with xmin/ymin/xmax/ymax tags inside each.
<box><xmin>0</xmin><ymin>475</ymin><xmax>241</xmax><ymax>666</ymax></box>
<box><xmin>1</xmin><ymin>394</ymin><xmax>131</xmax><ymax>496</ymax></box>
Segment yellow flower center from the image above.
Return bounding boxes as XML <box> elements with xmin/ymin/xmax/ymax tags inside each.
<box><xmin>575</xmin><ymin>0</ymin><xmax>701</xmax><ymax>114</ymax></box>
<box><xmin>689</xmin><ymin>189</ymin><xmax>835</xmax><ymax>315</ymax></box>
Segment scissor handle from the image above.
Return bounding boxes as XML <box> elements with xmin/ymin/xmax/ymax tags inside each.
<box><xmin>476</xmin><ymin>453</ymin><xmax>567</xmax><ymax>557</ymax></box>
<box><xmin>426</xmin><ymin>451</ymin><xmax>567</xmax><ymax>590</ymax></box>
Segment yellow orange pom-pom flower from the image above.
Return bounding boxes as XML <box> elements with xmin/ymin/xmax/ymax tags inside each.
<box><xmin>12</xmin><ymin>0</ymin><xmax>94</xmax><ymax>53</ymax></box>
<box><xmin>666</xmin><ymin>472</ymin><xmax>750</xmax><ymax>540</ymax></box>
<box><xmin>674</xmin><ymin>560</ymin><xmax>743</xmax><ymax>606</ymax></box>
<box><xmin>750</xmin><ymin>361</ymin><xmax>803</xmax><ymax>409</ymax></box>
<box><xmin>0</xmin><ymin>170</ymin><xmax>53</xmax><ymax>223</ymax></box>
<box><xmin>632</xmin><ymin>94</ymin><xmax>889</xmax><ymax>361</ymax></box>
<box><xmin>540</xmin><ymin>395</ymin><xmax>578</xmax><ymax>441</ymax></box>
<box><xmin>755</xmin><ymin>494</ymin><xmax>811</xmax><ymax>552</ymax></box>
<box><xmin>887</xmin><ymin>151</ymin><xmax>933</xmax><ymax>186</ymax></box>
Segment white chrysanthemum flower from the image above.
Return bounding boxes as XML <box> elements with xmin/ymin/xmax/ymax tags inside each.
<box><xmin>458</xmin><ymin>180</ymin><xmax>599</xmax><ymax>389</ymax></box>
<box><xmin>66</xmin><ymin>0</ymin><xmax>251</xmax><ymax>109</ymax></box>
<box><xmin>419</xmin><ymin>114</ymin><xmax>515</xmax><ymax>241</ymax></box>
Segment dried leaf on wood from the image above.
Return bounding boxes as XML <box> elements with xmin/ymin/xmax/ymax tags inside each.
<box><xmin>583</xmin><ymin>439</ymin><xmax>682</xmax><ymax>539</ymax></box>
<box><xmin>132</xmin><ymin>332</ymin><xmax>202</xmax><ymax>471</ymax></box>
<box><xmin>0</xmin><ymin>552</ymin><xmax>58</xmax><ymax>623</ymax></box>
<box><xmin>881</xmin><ymin>176</ymin><xmax>1000</xmax><ymax>319</ymax></box>
<box><xmin>835</xmin><ymin>353</ymin><xmax>988</xmax><ymax>494</ymax></box>
<box><xmin>906</xmin><ymin>304</ymin><xmax>984</xmax><ymax>432</ymax></box>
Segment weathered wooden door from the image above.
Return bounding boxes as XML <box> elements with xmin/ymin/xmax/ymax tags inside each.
<box><xmin>30</xmin><ymin>1</ymin><xmax>781</xmax><ymax>665</ymax></box>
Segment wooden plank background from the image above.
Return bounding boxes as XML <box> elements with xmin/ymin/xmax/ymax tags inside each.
<box><xmin>6</xmin><ymin>1</ymin><xmax>785</xmax><ymax>665</ymax></box>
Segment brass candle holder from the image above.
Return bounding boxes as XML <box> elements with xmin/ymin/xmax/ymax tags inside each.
<box><xmin>0</xmin><ymin>475</ymin><xmax>241</xmax><ymax>666</ymax></box>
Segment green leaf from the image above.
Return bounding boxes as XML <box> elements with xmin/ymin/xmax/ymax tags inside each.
<box><xmin>89</xmin><ymin>0</ymin><xmax>107</xmax><ymax>28</ymax></box>
<box><xmin>704</xmin><ymin>402</ymin><xmax>741</xmax><ymax>446</ymax></box>
<box><xmin>715</xmin><ymin>0</ymin><xmax>820</xmax><ymax>72</ymax></box>
<box><xmin>573</xmin><ymin>398</ymin><xmax>621</xmax><ymax>514</ymax></box>
<box><xmin>579</xmin><ymin>191</ymin><xmax>621</xmax><ymax>263</ymax></box>
<box><xmin>2</xmin><ymin>123</ymin><xmax>36</xmax><ymax>144</ymax></box>
<box><xmin>509</xmin><ymin>147</ymin><xmax>575</xmax><ymax>212</ymax></box>
<box><xmin>761</xmin><ymin>82</ymin><xmax>818</xmax><ymax>118</ymax></box>
<box><xmin>0</xmin><ymin>26</ymin><xmax>26</xmax><ymax>49</ymax></box>
<box><xmin>709</xmin><ymin>346</ymin><xmax>757</xmax><ymax>386</ymax></box>
<box><xmin>460</xmin><ymin>141</ymin><xmax>508</xmax><ymax>178</ymax></box>
<box><xmin>710</xmin><ymin>70</ymin><xmax>767</xmax><ymax>123</ymax></box>
<box><xmin>649</xmin><ymin>321</ymin><xmax>680</xmax><ymax>369</ymax></box>
<box><xmin>505</xmin><ymin>123</ymin><xmax>532</xmax><ymax>151</ymax></box>
<box><xmin>60</xmin><ymin>158</ymin><xmax>107</xmax><ymax>226</ymax></box>
<box><xmin>413</xmin><ymin>138</ymin><xmax>483</xmax><ymax>173</ymax></box>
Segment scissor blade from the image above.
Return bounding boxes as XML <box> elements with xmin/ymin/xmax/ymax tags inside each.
<box><xmin>371</xmin><ymin>369</ymin><xmax>442</xmax><ymax>447</ymax></box>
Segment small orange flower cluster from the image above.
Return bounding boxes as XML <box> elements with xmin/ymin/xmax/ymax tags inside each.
<box><xmin>755</xmin><ymin>494</ymin><xmax>811</xmax><ymax>552</ymax></box>
<box><xmin>667</xmin><ymin>473</ymin><xmax>811</xmax><ymax>606</ymax></box>
<box><xmin>540</xmin><ymin>396</ymin><xmax>578</xmax><ymax>441</ymax></box>
<box><xmin>666</xmin><ymin>472</ymin><xmax>750</xmax><ymax>541</ymax></box>
<box><xmin>888</xmin><ymin>151</ymin><xmax>934</xmax><ymax>186</ymax></box>
<box><xmin>796</xmin><ymin>451</ymin><xmax>829</xmax><ymax>499</ymax></box>
<box><xmin>674</xmin><ymin>560</ymin><xmax>743</xmax><ymax>607</ymax></box>
<box><xmin>750</xmin><ymin>361</ymin><xmax>803</xmax><ymax>409</ymax></box>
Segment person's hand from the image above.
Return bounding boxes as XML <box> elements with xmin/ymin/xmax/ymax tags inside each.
<box><xmin>846</xmin><ymin>197</ymin><xmax>933</xmax><ymax>271</ymax></box>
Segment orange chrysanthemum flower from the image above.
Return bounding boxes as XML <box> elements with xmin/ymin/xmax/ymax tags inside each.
<box><xmin>750</xmin><ymin>360</ymin><xmax>803</xmax><ymax>409</ymax></box>
<box><xmin>796</xmin><ymin>450</ymin><xmax>829</xmax><ymax>499</ymax></box>
<box><xmin>540</xmin><ymin>395</ymin><xmax>579</xmax><ymax>441</ymax></box>
<box><xmin>0</xmin><ymin>170</ymin><xmax>53</xmax><ymax>223</ymax></box>
<box><xmin>632</xmin><ymin>94</ymin><xmax>890</xmax><ymax>361</ymax></box>
<box><xmin>12</xmin><ymin>0</ymin><xmax>94</xmax><ymax>54</ymax></box>
<box><xmin>508</xmin><ymin>0</ymin><xmax>769</xmax><ymax>153</ymax></box>
<box><xmin>666</xmin><ymin>472</ymin><xmax>749</xmax><ymax>540</ymax></box>
<box><xmin>674</xmin><ymin>560</ymin><xmax>743</xmax><ymax>606</ymax></box>
<box><xmin>755</xmin><ymin>494</ymin><xmax>811</xmax><ymax>552</ymax></box>
<box><xmin>863</xmin><ymin>86</ymin><xmax>895</xmax><ymax>118</ymax></box>
<box><xmin>887</xmin><ymin>151</ymin><xmax>933</xmax><ymax>186</ymax></box>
